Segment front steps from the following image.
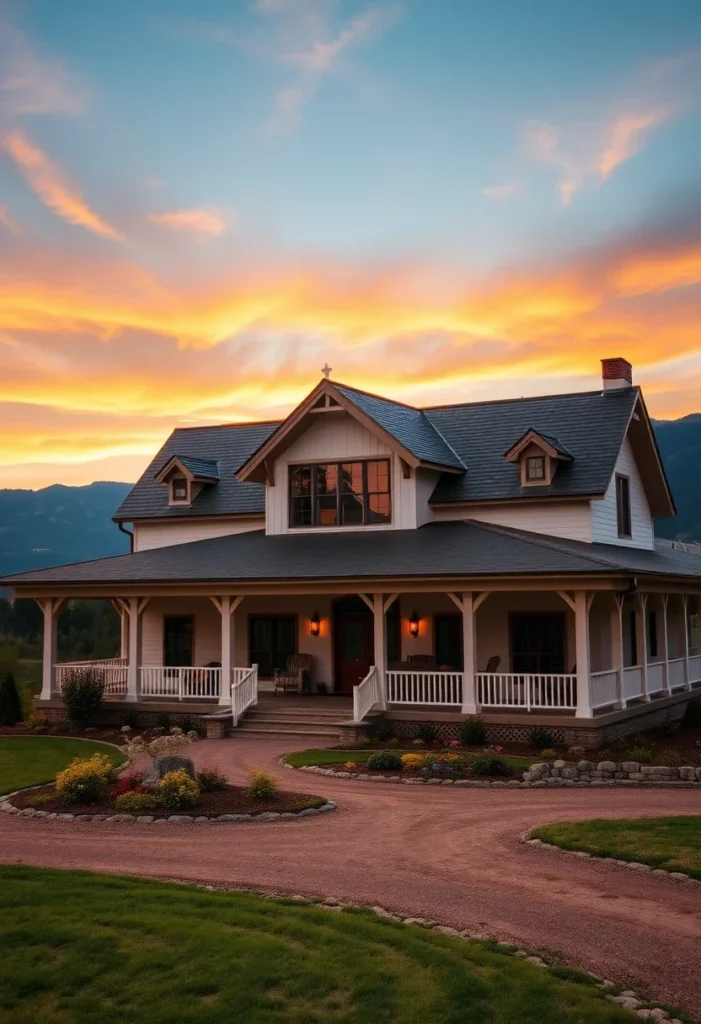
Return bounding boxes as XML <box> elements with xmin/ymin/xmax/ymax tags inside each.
<box><xmin>228</xmin><ymin>696</ymin><xmax>353</xmax><ymax>739</ymax></box>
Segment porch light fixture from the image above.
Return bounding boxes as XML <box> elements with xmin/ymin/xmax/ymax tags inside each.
<box><xmin>409</xmin><ymin>611</ymin><xmax>420</xmax><ymax>638</ymax></box>
<box><xmin>310</xmin><ymin>612</ymin><xmax>321</xmax><ymax>638</ymax></box>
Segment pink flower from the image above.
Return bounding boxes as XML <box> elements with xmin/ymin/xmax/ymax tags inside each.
<box><xmin>449</xmin><ymin>739</ymin><xmax>460</xmax><ymax>748</ymax></box>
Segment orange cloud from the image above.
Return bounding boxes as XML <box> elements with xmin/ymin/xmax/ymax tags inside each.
<box><xmin>147</xmin><ymin>208</ymin><xmax>231</xmax><ymax>236</ymax></box>
<box><xmin>612</xmin><ymin>244</ymin><xmax>701</xmax><ymax>295</ymax></box>
<box><xmin>598</xmin><ymin>108</ymin><xmax>668</xmax><ymax>179</ymax></box>
<box><xmin>2</xmin><ymin>130</ymin><xmax>122</xmax><ymax>241</ymax></box>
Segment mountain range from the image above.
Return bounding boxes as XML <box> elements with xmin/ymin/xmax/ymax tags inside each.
<box><xmin>0</xmin><ymin>414</ymin><xmax>698</xmax><ymax>577</ymax></box>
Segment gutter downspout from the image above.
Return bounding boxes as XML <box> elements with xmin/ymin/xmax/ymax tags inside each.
<box><xmin>116</xmin><ymin>520</ymin><xmax>134</xmax><ymax>553</ymax></box>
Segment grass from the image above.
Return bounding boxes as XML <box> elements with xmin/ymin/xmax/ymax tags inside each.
<box><xmin>0</xmin><ymin>865</ymin><xmax>639</xmax><ymax>1024</ymax></box>
<box><xmin>0</xmin><ymin>737</ymin><xmax>125</xmax><ymax>795</ymax></box>
<box><xmin>531</xmin><ymin>816</ymin><xmax>701</xmax><ymax>879</ymax></box>
<box><xmin>283</xmin><ymin>748</ymin><xmax>537</xmax><ymax>769</ymax></box>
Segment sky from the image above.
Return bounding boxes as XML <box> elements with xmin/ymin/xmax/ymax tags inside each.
<box><xmin>1</xmin><ymin>0</ymin><xmax>701</xmax><ymax>488</ymax></box>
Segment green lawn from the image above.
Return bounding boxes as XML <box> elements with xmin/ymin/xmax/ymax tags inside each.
<box><xmin>283</xmin><ymin>748</ymin><xmax>536</xmax><ymax>769</ymax></box>
<box><xmin>531</xmin><ymin>816</ymin><xmax>701</xmax><ymax>879</ymax></box>
<box><xmin>0</xmin><ymin>866</ymin><xmax>640</xmax><ymax>1024</ymax></box>
<box><xmin>0</xmin><ymin>737</ymin><xmax>125</xmax><ymax>795</ymax></box>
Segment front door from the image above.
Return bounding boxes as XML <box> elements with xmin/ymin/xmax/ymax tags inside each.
<box><xmin>334</xmin><ymin>598</ymin><xmax>374</xmax><ymax>693</ymax></box>
<box><xmin>511</xmin><ymin>613</ymin><xmax>566</xmax><ymax>673</ymax></box>
<box><xmin>163</xmin><ymin>616</ymin><xmax>193</xmax><ymax>667</ymax></box>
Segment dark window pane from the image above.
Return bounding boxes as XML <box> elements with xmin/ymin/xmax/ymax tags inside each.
<box><xmin>290</xmin><ymin>497</ymin><xmax>312</xmax><ymax>526</ymax></box>
<box><xmin>648</xmin><ymin>610</ymin><xmax>658</xmax><ymax>659</ymax></box>
<box><xmin>368</xmin><ymin>492</ymin><xmax>391</xmax><ymax>523</ymax></box>
<box><xmin>341</xmin><ymin>463</ymin><xmax>363</xmax><ymax>494</ymax></box>
<box><xmin>526</xmin><ymin>456</ymin><xmax>545</xmax><ymax>481</ymax></box>
<box><xmin>171</xmin><ymin>477</ymin><xmax>188</xmax><ymax>501</ymax></box>
<box><xmin>164</xmin><ymin>617</ymin><xmax>193</xmax><ymax>667</ymax></box>
<box><xmin>316</xmin><ymin>464</ymin><xmax>337</xmax><ymax>495</ymax></box>
<box><xmin>435</xmin><ymin>615</ymin><xmax>463</xmax><ymax>670</ymax></box>
<box><xmin>341</xmin><ymin>494</ymin><xmax>364</xmax><ymax>524</ymax></box>
<box><xmin>616</xmin><ymin>474</ymin><xmax>631</xmax><ymax>537</ymax></box>
<box><xmin>289</xmin><ymin>466</ymin><xmax>312</xmax><ymax>497</ymax></box>
<box><xmin>511</xmin><ymin>614</ymin><xmax>565</xmax><ymax>674</ymax></box>
<box><xmin>250</xmin><ymin>616</ymin><xmax>296</xmax><ymax>678</ymax></box>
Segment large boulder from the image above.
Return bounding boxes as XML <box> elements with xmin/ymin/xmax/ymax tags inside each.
<box><xmin>142</xmin><ymin>755</ymin><xmax>197</xmax><ymax>789</ymax></box>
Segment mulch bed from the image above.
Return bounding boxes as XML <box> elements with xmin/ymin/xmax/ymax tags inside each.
<box><xmin>11</xmin><ymin>784</ymin><xmax>326</xmax><ymax>818</ymax></box>
<box><xmin>339</xmin><ymin>766</ymin><xmax>521</xmax><ymax>781</ymax></box>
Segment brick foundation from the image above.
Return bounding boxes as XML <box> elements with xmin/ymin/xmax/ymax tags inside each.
<box><xmin>34</xmin><ymin>699</ymin><xmax>214</xmax><ymax>732</ymax></box>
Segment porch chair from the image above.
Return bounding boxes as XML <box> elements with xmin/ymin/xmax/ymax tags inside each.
<box><xmin>274</xmin><ymin>653</ymin><xmax>313</xmax><ymax>694</ymax></box>
<box><xmin>484</xmin><ymin>655</ymin><xmax>501</xmax><ymax>673</ymax></box>
<box><xmin>407</xmin><ymin>654</ymin><xmax>437</xmax><ymax>668</ymax></box>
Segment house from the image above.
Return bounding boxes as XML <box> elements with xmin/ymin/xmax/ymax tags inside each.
<box><xmin>3</xmin><ymin>356</ymin><xmax>701</xmax><ymax>747</ymax></box>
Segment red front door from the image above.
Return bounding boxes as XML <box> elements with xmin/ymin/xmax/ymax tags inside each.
<box><xmin>334</xmin><ymin>601</ymin><xmax>374</xmax><ymax>693</ymax></box>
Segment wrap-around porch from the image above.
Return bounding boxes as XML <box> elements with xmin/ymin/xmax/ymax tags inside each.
<box><xmin>40</xmin><ymin>584</ymin><xmax>701</xmax><ymax>726</ymax></box>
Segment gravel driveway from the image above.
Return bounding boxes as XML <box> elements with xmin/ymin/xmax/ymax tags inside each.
<box><xmin>2</xmin><ymin>735</ymin><xmax>701</xmax><ymax>1016</ymax></box>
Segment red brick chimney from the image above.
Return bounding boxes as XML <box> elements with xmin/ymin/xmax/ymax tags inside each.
<box><xmin>601</xmin><ymin>357</ymin><xmax>632</xmax><ymax>391</ymax></box>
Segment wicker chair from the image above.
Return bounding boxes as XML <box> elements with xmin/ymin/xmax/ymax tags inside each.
<box><xmin>274</xmin><ymin>653</ymin><xmax>313</xmax><ymax>694</ymax></box>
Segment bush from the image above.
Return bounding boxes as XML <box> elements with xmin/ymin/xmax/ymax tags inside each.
<box><xmin>55</xmin><ymin>753</ymin><xmax>114</xmax><ymax>804</ymax></box>
<box><xmin>355</xmin><ymin>736</ymin><xmax>372</xmax><ymax>749</ymax></box>
<box><xmin>540</xmin><ymin>748</ymin><xmax>558</xmax><ymax>761</ymax></box>
<box><xmin>26</xmin><ymin>713</ymin><xmax>49</xmax><ymax>734</ymax></box>
<box><xmin>658</xmin><ymin>748</ymin><xmax>683</xmax><ymax>767</ymax></box>
<box><xmin>400</xmin><ymin>752</ymin><xmax>426</xmax><ymax>769</ymax></box>
<box><xmin>197</xmin><ymin>767</ymin><xmax>228</xmax><ymax>792</ymax></box>
<box><xmin>417</xmin><ymin>723</ymin><xmax>439</xmax><ymax>745</ymax></box>
<box><xmin>344</xmin><ymin>761</ymin><xmax>359</xmax><ymax>772</ymax></box>
<box><xmin>624</xmin><ymin>745</ymin><xmax>653</xmax><ymax>764</ymax></box>
<box><xmin>112</xmin><ymin>772</ymin><xmax>145</xmax><ymax>797</ymax></box>
<box><xmin>0</xmin><ymin>671</ymin><xmax>22</xmax><ymax>726</ymax></box>
<box><xmin>682</xmin><ymin>698</ymin><xmax>701</xmax><ymax>729</ymax></box>
<box><xmin>155</xmin><ymin>712</ymin><xmax>173</xmax><ymax>733</ymax></box>
<box><xmin>471</xmin><ymin>755</ymin><xmax>510</xmax><ymax>777</ymax></box>
<box><xmin>156</xmin><ymin>770</ymin><xmax>200</xmax><ymax>810</ymax></box>
<box><xmin>529</xmin><ymin>726</ymin><xmax>554</xmax><ymax>749</ymax></box>
<box><xmin>122</xmin><ymin>710</ymin><xmax>139</xmax><ymax>730</ymax></box>
<box><xmin>114</xmin><ymin>791</ymin><xmax>158</xmax><ymax>813</ymax></box>
<box><xmin>179</xmin><ymin>715</ymin><xmax>195</xmax><ymax>733</ymax></box>
<box><xmin>60</xmin><ymin>668</ymin><xmax>105</xmax><ymax>729</ymax></box>
<box><xmin>459</xmin><ymin>717</ymin><xmax>488</xmax><ymax>746</ymax></box>
<box><xmin>247</xmin><ymin>768</ymin><xmax>278</xmax><ymax>800</ymax></box>
<box><xmin>290</xmin><ymin>796</ymin><xmax>326</xmax><ymax>811</ymax></box>
<box><xmin>366</xmin><ymin>750</ymin><xmax>403</xmax><ymax>771</ymax></box>
<box><xmin>373</xmin><ymin>720</ymin><xmax>396</xmax><ymax>742</ymax></box>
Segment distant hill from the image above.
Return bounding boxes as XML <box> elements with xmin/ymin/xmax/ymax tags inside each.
<box><xmin>653</xmin><ymin>415</ymin><xmax>701</xmax><ymax>543</ymax></box>
<box><xmin>0</xmin><ymin>482</ymin><xmax>131</xmax><ymax>577</ymax></box>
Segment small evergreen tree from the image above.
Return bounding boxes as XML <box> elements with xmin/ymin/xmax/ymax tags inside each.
<box><xmin>0</xmin><ymin>671</ymin><xmax>22</xmax><ymax>726</ymax></box>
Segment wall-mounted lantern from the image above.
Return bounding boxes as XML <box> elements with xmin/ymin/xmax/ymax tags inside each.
<box><xmin>408</xmin><ymin>610</ymin><xmax>420</xmax><ymax>638</ymax></box>
<box><xmin>310</xmin><ymin>612</ymin><xmax>321</xmax><ymax>638</ymax></box>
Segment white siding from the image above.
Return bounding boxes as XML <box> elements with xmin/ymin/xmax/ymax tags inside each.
<box><xmin>591</xmin><ymin>436</ymin><xmax>654</xmax><ymax>549</ymax></box>
<box><xmin>141</xmin><ymin>597</ymin><xmax>221</xmax><ymax>667</ymax></box>
<box><xmin>134</xmin><ymin>517</ymin><xmax>263</xmax><ymax>552</ymax></box>
<box><xmin>431</xmin><ymin>500</ymin><xmax>593</xmax><ymax>542</ymax></box>
<box><xmin>415</xmin><ymin>469</ymin><xmax>440</xmax><ymax>527</ymax></box>
<box><xmin>266</xmin><ymin>411</ymin><xmax>418</xmax><ymax>534</ymax></box>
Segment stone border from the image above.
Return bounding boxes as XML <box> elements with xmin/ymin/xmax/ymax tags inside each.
<box><xmin>0</xmin><ymin>789</ymin><xmax>336</xmax><ymax>824</ymax></box>
<box><xmin>284</xmin><ymin>758</ymin><xmax>701</xmax><ymax>788</ymax></box>
<box><xmin>521</xmin><ymin>831</ymin><xmax>701</xmax><ymax>888</ymax></box>
<box><xmin>180</xmin><ymin>882</ymin><xmax>686</xmax><ymax>1023</ymax></box>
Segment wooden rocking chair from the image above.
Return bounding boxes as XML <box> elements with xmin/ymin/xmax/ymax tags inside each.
<box><xmin>274</xmin><ymin>653</ymin><xmax>313</xmax><ymax>694</ymax></box>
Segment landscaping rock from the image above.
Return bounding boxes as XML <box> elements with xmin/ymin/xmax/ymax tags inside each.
<box><xmin>142</xmin><ymin>755</ymin><xmax>197</xmax><ymax>788</ymax></box>
<box><xmin>597</xmin><ymin>761</ymin><xmax>617</xmax><ymax>773</ymax></box>
<box><xmin>433</xmin><ymin>925</ymin><xmax>461</xmax><ymax>936</ymax></box>
<box><xmin>621</xmin><ymin>762</ymin><xmax>641</xmax><ymax>773</ymax></box>
<box><xmin>167</xmin><ymin>815</ymin><xmax>194</xmax><ymax>823</ymax></box>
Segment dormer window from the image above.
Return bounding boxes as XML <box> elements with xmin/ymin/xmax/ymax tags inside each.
<box><xmin>525</xmin><ymin>455</ymin><xmax>546</xmax><ymax>482</ymax></box>
<box><xmin>171</xmin><ymin>477</ymin><xmax>189</xmax><ymax>504</ymax></box>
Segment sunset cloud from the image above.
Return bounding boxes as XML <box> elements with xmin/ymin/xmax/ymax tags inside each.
<box><xmin>147</xmin><ymin>208</ymin><xmax>231</xmax><ymax>236</ymax></box>
<box><xmin>2</xmin><ymin>131</ymin><xmax>122</xmax><ymax>241</ymax></box>
<box><xmin>0</xmin><ymin>21</ymin><xmax>87</xmax><ymax>116</ymax></box>
<box><xmin>598</xmin><ymin>107</ymin><xmax>668</xmax><ymax>179</ymax></box>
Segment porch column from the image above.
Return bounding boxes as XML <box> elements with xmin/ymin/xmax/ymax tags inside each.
<box><xmin>637</xmin><ymin>593</ymin><xmax>650</xmax><ymax>701</ymax></box>
<box><xmin>661</xmin><ymin>595</ymin><xmax>671</xmax><ymax>695</ymax></box>
<box><xmin>120</xmin><ymin>607</ymin><xmax>129</xmax><ymax>660</ymax></box>
<box><xmin>372</xmin><ymin>592</ymin><xmax>387</xmax><ymax>710</ymax></box>
<box><xmin>575</xmin><ymin>590</ymin><xmax>593</xmax><ymax>718</ymax></box>
<box><xmin>612</xmin><ymin>594</ymin><xmax>625</xmax><ymax>709</ymax></box>
<box><xmin>215</xmin><ymin>596</ymin><xmax>242</xmax><ymax>706</ymax></box>
<box><xmin>126</xmin><ymin>598</ymin><xmax>143</xmax><ymax>701</ymax></box>
<box><xmin>39</xmin><ymin>598</ymin><xmax>59</xmax><ymax>700</ymax></box>
<box><xmin>682</xmin><ymin>595</ymin><xmax>691</xmax><ymax>689</ymax></box>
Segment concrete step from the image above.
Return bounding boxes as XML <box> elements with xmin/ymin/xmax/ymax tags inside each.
<box><xmin>230</xmin><ymin>724</ymin><xmax>341</xmax><ymax>738</ymax></box>
<box><xmin>246</xmin><ymin>709</ymin><xmax>349</xmax><ymax>722</ymax></box>
<box><xmin>236</xmin><ymin>718</ymin><xmax>343</xmax><ymax>734</ymax></box>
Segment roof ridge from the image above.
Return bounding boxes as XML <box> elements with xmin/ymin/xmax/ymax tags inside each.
<box><xmin>172</xmin><ymin>419</ymin><xmax>281</xmax><ymax>433</ymax></box>
<box><xmin>331</xmin><ymin>379</ymin><xmax>421</xmax><ymax>412</ymax></box>
<box><xmin>462</xmin><ymin>518</ymin><xmax>628</xmax><ymax>571</ymax></box>
<box><xmin>423</xmin><ymin>385</ymin><xmax>640</xmax><ymax>413</ymax></box>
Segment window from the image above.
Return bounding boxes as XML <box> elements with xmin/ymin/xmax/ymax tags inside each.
<box><xmin>525</xmin><ymin>455</ymin><xmax>546</xmax><ymax>482</ymax></box>
<box><xmin>648</xmin><ymin>610</ymin><xmax>658</xmax><ymax>659</ymax></box>
<box><xmin>434</xmin><ymin>614</ymin><xmax>463</xmax><ymax>670</ymax></box>
<box><xmin>616</xmin><ymin>474</ymin><xmax>632</xmax><ymax>537</ymax></box>
<box><xmin>249</xmin><ymin>615</ymin><xmax>296</xmax><ymax>678</ymax></box>
<box><xmin>511</xmin><ymin>614</ymin><xmax>566</xmax><ymax>673</ymax></box>
<box><xmin>163</xmin><ymin>616</ymin><xmax>193</xmax><ymax>667</ymax></box>
<box><xmin>289</xmin><ymin>459</ymin><xmax>391</xmax><ymax>528</ymax></box>
<box><xmin>171</xmin><ymin>476</ymin><xmax>189</xmax><ymax>503</ymax></box>
<box><xmin>628</xmin><ymin>609</ymin><xmax>638</xmax><ymax>665</ymax></box>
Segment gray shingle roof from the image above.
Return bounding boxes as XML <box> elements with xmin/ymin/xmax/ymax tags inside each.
<box><xmin>114</xmin><ymin>422</ymin><xmax>277</xmax><ymax>521</ymax></box>
<box><xmin>176</xmin><ymin>456</ymin><xmax>220</xmax><ymax>480</ymax></box>
<box><xmin>335</xmin><ymin>384</ymin><xmax>465</xmax><ymax>469</ymax></box>
<box><xmin>3</xmin><ymin>520</ymin><xmax>700</xmax><ymax>587</ymax></box>
<box><xmin>427</xmin><ymin>387</ymin><xmax>639</xmax><ymax>503</ymax></box>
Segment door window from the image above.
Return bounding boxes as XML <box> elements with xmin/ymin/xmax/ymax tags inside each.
<box><xmin>163</xmin><ymin>616</ymin><xmax>193</xmax><ymax>667</ymax></box>
<box><xmin>249</xmin><ymin>616</ymin><xmax>296</xmax><ymax>678</ymax></box>
<box><xmin>434</xmin><ymin>614</ymin><xmax>463</xmax><ymax>669</ymax></box>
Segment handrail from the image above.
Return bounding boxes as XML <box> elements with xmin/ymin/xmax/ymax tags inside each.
<box><xmin>231</xmin><ymin>664</ymin><xmax>258</xmax><ymax>726</ymax></box>
<box><xmin>353</xmin><ymin>665</ymin><xmax>379</xmax><ymax>722</ymax></box>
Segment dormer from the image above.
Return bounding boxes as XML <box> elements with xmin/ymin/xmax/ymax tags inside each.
<box><xmin>504</xmin><ymin>429</ymin><xmax>573</xmax><ymax>488</ymax></box>
<box><xmin>154</xmin><ymin>455</ymin><xmax>220</xmax><ymax>507</ymax></box>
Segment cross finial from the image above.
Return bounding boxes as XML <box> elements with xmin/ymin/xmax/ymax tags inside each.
<box><xmin>321</xmin><ymin>363</ymin><xmax>332</xmax><ymax>379</ymax></box>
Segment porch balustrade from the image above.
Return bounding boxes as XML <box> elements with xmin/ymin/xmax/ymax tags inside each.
<box><xmin>353</xmin><ymin>666</ymin><xmax>381</xmax><ymax>722</ymax></box>
<box><xmin>590</xmin><ymin>669</ymin><xmax>619</xmax><ymax>709</ymax></box>
<box><xmin>646</xmin><ymin>661</ymin><xmax>666</xmax><ymax>696</ymax></box>
<box><xmin>668</xmin><ymin>657</ymin><xmax>687</xmax><ymax>689</ymax></box>
<box><xmin>139</xmin><ymin>666</ymin><xmax>222</xmax><ymax>700</ymax></box>
<box><xmin>386</xmin><ymin>669</ymin><xmax>463</xmax><ymax>705</ymax></box>
<box><xmin>623</xmin><ymin>665</ymin><xmax>644</xmax><ymax>702</ymax></box>
<box><xmin>54</xmin><ymin>658</ymin><xmax>128</xmax><ymax>696</ymax></box>
<box><xmin>231</xmin><ymin>665</ymin><xmax>258</xmax><ymax>726</ymax></box>
<box><xmin>476</xmin><ymin>672</ymin><xmax>576</xmax><ymax>710</ymax></box>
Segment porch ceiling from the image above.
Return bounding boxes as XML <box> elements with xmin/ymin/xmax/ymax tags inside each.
<box><xmin>2</xmin><ymin>519</ymin><xmax>701</xmax><ymax>592</ymax></box>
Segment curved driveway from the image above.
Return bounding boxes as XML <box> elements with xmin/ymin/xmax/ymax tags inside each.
<box><xmin>2</xmin><ymin>736</ymin><xmax>701</xmax><ymax>1016</ymax></box>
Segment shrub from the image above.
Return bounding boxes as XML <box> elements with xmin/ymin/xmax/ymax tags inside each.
<box><xmin>471</xmin><ymin>755</ymin><xmax>510</xmax><ymax>777</ymax></box>
<box><xmin>122</xmin><ymin>710</ymin><xmax>139</xmax><ymax>730</ymax></box>
<box><xmin>540</xmin><ymin>748</ymin><xmax>558</xmax><ymax>761</ymax></box>
<box><xmin>156</xmin><ymin>769</ymin><xmax>200</xmax><ymax>810</ymax></box>
<box><xmin>374</xmin><ymin>720</ymin><xmax>396</xmax><ymax>742</ymax></box>
<box><xmin>247</xmin><ymin>768</ymin><xmax>278</xmax><ymax>800</ymax></box>
<box><xmin>60</xmin><ymin>668</ymin><xmax>105</xmax><ymax>730</ymax></box>
<box><xmin>112</xmin><ymin>771</ymin><xmax>145</xmax><ymax>797</ymax></box>
<box><xmin>55</xmin><ymin>753</ymin><xmax>114</xmax><ymax>804</ymax></box>
<box><xmin>529</xmin><ymin>726</ymin><xmax>554</xmax><ymax>749</ymax></box>
<box><xmin>114</xmin><ymin>791</ymin><xmax>158</xmax><ymax>813</ymax></box>
<box><xmin>344</xmin><ymin>761</ymin><xmax>360</xmax><ymax>772</ymax></box>
<box><xmin>400</xmin><ymin>752</ymin><xmax>426</xmax><ymax>769</ymax></box>
<box><xmin>290</xmin><ymin>797</ymin><xmax>327</xmax><ymax>811</ymax></box>
<box><xmin>179</xmin><ymin>715</ymin><xmax>195</xmax><ymax>733</ymax></box>
<box><xmin>624</xmin><ymin>745</ymin><xmax>653</xmax><ymax>764</ymax></box>
<box><xmin>355</xmin><ymin>736</ymin><xmax>372</xmax><ymax>749</ymax></box>
<box><xmin>24</xmin><ymin>792</ymin><xmax>55</xmax><ymax>808</ymax></box>
<box><xmin>366</xmin><ymin>750</ymin><xmax>403</xmax><ymax>771</ymax></box>
<box><xmin>0</xmin><ymin>671</ymin><xmax>22</xmax><ymax>726</ymax></box>
<box><xmin>417</xmin><ymin>723</ymin><xmax>439</xmax><ymax>745</ymax></box>
<box><xmin>155</xmin><ymin>712</ymin><xmax>173</xmax><ymax>733</ymax></box>
<box><xmin>26</xmin><ymin>713</ymin><xmax>49</xmax><ymax>734</ymax></box>
<box><xmin>658</xmin><ymin>748</ymin><xmax>683</xmax><ymax>767</ymax></box>
<box><xmin>682</xmin><ymin>698</ymin><xmax>701</xmax><ymax>729</ymax></box>
<box><xmin>459</xmin><ymin>717</ymin><xmax>488</xmax><ymax>746</ymax></box>
<box><xmin>197</xmin><ymin>767</ymin><xmax>228</xmax><ymax>792</ymax></box>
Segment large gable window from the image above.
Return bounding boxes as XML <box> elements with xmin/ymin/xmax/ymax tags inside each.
<box><xmin>289</xmin><ymin>459</ymin><xmax>391</xmax><ymax>528</ymax></box>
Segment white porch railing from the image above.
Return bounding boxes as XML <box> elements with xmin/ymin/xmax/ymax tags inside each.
<box><xmin>689</xmin><ymin>654</ymin><xmax>701</xmax><ymax>685</ymax></box>
<box><xmin>623</xmin><ymin>665</ymin><xmax>643</xmax><ymax>701</ymax></box>
<box><xmin>386</xmin><ymin>670</ymin><xmax>462</xmax><ymax>705</ymax></box>
<box><xmin>590</xmin><ymin>669</ymin><xmax>619</xmax><ymax>709</ymax></box>
<box><xmin>55</xmin><ymin>658</ymin><xmax>128</xmax><ymax>696</ymax></box>
<box><xmin>668</xmin><ymin>657</ymin><xmax>687</xmax><ymax>689</ymax></box>
<box><xmin>139</xmin><ymin>666</ymin><xmax>221</xmax><ymax>700</ymax></box>
<box><xmin>647</xmin><ymin>661</ymin><xmax>666</xmax><ymax>695</ymax></box>
<box><xmin>353</xmin><ymin>666</ymin><xmax>381</xmax><ymax>722</ymax></box>
<box><xmin>477</xmin><ymin>672</ymin><xmax>576</xmax><ymax>710</ymax></box>
<box><xmin>231</xmin><ymin>665</ymin><xmax>258</xmax><ymax>726</ymax></box>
